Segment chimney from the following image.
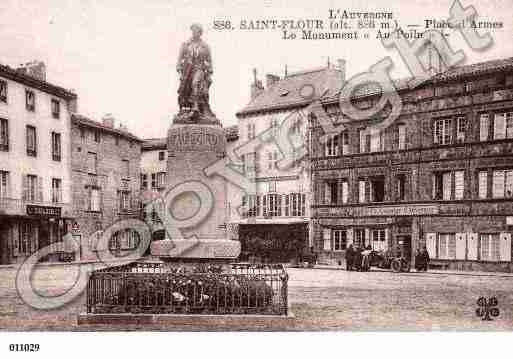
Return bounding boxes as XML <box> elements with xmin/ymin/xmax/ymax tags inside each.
<box><xmin>250</xmin><ymin>68</ymin><xmax>264</xmax><ymax>100</ymax></box>
<box><xmin>118</xmin><ymin>123</ymin><xmax>128</xmax><ymax>132</ymax></box>
<box><xmin>102</xmin><ymin>113</ymin><xmax>115</xmax><ymax>128</ymax></box>
<box><xmin>17</xmin><ymin>61</ymin><xmax>46</xmax><ymax>82</ymax></box>
<box><xmin>266</xmin><ymin>73</ymin><xmax>280</xmax><ymax>88</ymax></box>
<box><xmin>336</xmin><ymin>59</ymin><xmax>346</xmax><ymax>82</ymax></box>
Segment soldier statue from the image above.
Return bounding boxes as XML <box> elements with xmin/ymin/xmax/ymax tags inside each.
<box><xmin>176</xmin><ymin>23</ymin><xmax>217</xmax><ymax>124</ymax></box>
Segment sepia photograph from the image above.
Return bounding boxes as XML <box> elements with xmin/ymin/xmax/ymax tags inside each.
<box><xmin>0</xmin><ymin>0</ymin><xmax>513</xmax><ymax>357</ymax></box>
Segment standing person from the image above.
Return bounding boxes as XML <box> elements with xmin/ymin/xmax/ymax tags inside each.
<box><xmin>346</xmin><ymin>244</ymin><xmax>354</xmax><ymax>271</ymax></box>
<box><xmin>353</xmin><ymin>246</ymin><xmax>363</xmax><ymax>271</ymax></box>
<box><xmin>420</xmin><ymin>246</ymin><xmax>430</xmax><ymax>271</ymax></box>
<box><xmin>414</xmin><ymin>249</ymin><xmax>422</xmax><ymax>271</ymax></box>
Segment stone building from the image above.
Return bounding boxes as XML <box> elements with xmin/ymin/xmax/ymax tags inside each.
<box><xmin>140</xmin><ymin>125</ymin><xmax>239</xmax><ymax>242</ymax></box>
<box><xmin>228</xmin><ymin>63</ymin><xmax>344</xmax><ymax>262</ymax></box>
<box><xmin>0</xmin><ymin>61</ymin><xmax>77</xmax><ymax>264</ymax></box>
<box><xmin>70</xmin><ymin>113</ymin><xmax>143</xmax><ymax>260</ymax></box>
<box><xmin>310</xmin><ymin>57</ymin><xmax>513</xmax><ymax>272</ymax></box>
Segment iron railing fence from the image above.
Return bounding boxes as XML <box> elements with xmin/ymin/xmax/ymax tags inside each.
<box><xmin>87</xmin><ymin>262</ymin><xmax>288</xmax><ymax>315</ymax></box>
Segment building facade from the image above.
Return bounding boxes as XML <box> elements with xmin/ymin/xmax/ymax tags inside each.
<box><xmin>0</xmin><ymin>62</ymin><xmax>77</xmax><ymax>264</ymax></box>
<box><xmin>311</xmin><ymin>57</ymin><xmax>513</xmax><ymax>272</ymax></box>
<box><xmin>70</xmin><ymin>114</ymin><xmax>143</xmax><ymax>260</ymax></box>
<box><xmin>228</xmin><ymin>63</ymin><xmax>344</xmax><ymax>263</ymax></box>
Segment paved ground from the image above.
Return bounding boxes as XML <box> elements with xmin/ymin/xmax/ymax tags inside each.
<box><xmin>1</xmin><ymin>264</ymin><xmax>512</xmax><ymax>331</ymax></box>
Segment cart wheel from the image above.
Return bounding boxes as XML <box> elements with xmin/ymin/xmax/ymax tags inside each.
<box><xmin>391</xmin><ymin>259</ymin><xmax>401</xmax><ymax>272</ymax></box>
<box><xmin>401</xmin><ymin>261</ymin><xmax>411</xmax><ymax>272</ymax></box>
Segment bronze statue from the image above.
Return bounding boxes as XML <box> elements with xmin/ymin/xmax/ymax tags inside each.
<box><xmin>176</xmin><ymin>23</ymin><xmax>217</xmax><ymax>123</ymax></box>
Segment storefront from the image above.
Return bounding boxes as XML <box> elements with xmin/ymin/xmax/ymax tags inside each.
<box><xmin>0</xmin><ymin>204</ymin><xmax>74</xmax><ymax>265</ymax></box>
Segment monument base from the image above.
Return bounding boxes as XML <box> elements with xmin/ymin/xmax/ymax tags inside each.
<box><xmin>150</xmin><ymin>238</ymin><xmax>241</xmax><ymax>259</ymax></box>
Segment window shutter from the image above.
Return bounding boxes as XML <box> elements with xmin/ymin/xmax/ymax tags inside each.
<box><xmin>359</xmin><ymin>180</ymin><xmax>365</xmax><ymax>203</ymax></box>
<box><xmin>499</xmin><ymin>232</ymin><xmax>511</xmax><ymax>262</ymax></box>
<box><xmin>365</xmin><ymin>180</ymin><xmax>371</xmax><ymax>202</ymax></box>
<box><xmin>323</xmin><ymin>228</ymin><xmax>331</xmax><ymax>251</ymax></box>
<box><xmin>301</xmin><ymin>193</ymin><xmax>306</xmax><ymax>216</ymax></box>
<box><xmin>455</xmin><ymin>233</ymin><xmax>466</xmax><ymax>260</ymax></box>
<box><xmin>479</xmin><ymin>114</ymin><xmax>489</xmax><ymax>141</ymax></box>
<box><xmin>467</xmin><ymin>233</ymin><xmax>478</xmax><ymax>260</ymax></box>
<box><xmin>277</xmin><ymin>194</ymin><xmax>282</xmax><ymax>216</ymax></box>
<box><xmin>426</xmin><ymin>233</ymin><xmax>437</xmax><ymax>258</ymax></box>
<box><xmin>284</xmin><ymin>194</ymin><xmax>289</xmax><ymax>216</ymax></box>
<box><xmin>262</xmin><ymin>195</ymin><xmax>267</xmax><ymax>216</ymax></box>
<box><xmin>384</xmin><ymin>228</ymin><xmax>389</xmax><ymax>251</ymax></box>
<box><xmin>346</xmin><ymin>228</ymin><xmax>353</xmax><ymax>246</ymax></box>
<box><xmin>37</xmin><ymin>177</ymin><xmax>43</xmax><ymax>202</ymax></box>
<box><xmin>341</xmin><ymin>181</ymin><xmax>348</xmax><ymax>204</ymax></box>
<box><xmin>494</xmin><ymin>113</ymin><xmax>506</xmax><ymax>140</ymax></box>
<box><xmin>478</xmin><ymin>171</ymin><xmax>488</xmax><ymax>199</ymax></box>
<box><xmin>12</xmin><ymin>225</ymin><xmax>19</xmax><ymax>257</ymax></box>
<box><xmin>22</xmin><ymin>175</ymin><xmax>28</xmax><ymax>201</ymax></box>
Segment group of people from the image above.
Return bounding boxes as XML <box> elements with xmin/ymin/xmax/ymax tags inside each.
<box><xmin>345</xmin><ymin>244</ymin><xmax>372</xmax><ymax>271</ymax></box>
<box><xmin>414</xmin><ymin>247</ymin><xmax>430</xmax><ymax>271</ymax></box>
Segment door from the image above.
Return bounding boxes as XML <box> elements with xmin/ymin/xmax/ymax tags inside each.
<box><xmin>396</xmin><ymin>235</ymin><xmax>412</xmax><ymax>260</ymax></box>
<box><xmin>0</xmin><ymin>222</ymin><xmax>8</xmax><ymax>264</ymax></box>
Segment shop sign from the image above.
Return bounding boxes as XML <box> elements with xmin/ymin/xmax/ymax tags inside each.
<box><xmin>316</xmin><ymin>204</ymin><xmax>439</xmax><ymax>217</ymax></box>
<box><xmin>26</xmin><ymin>205</ymin><xmax>61</xmax><ymax>218</ymax></box>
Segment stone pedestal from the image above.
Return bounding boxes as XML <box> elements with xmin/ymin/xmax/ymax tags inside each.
<box><xmin>150</xmin><ymin>121</ymin><xmax>240</xmax><ymax>260</ymax></box>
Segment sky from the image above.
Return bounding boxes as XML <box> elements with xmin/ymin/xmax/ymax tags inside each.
<box><xmin>0</xmin><ymin>0</ymin><xmax>511</xmax><ymax>139</ymax></box>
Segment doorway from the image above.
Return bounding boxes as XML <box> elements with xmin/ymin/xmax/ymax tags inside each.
<box><xmin>396</xmin><ymin>235</ymin><xmax>412</xmax><ymax>260</ymax></box>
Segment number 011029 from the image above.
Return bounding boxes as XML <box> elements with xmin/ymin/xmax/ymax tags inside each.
<box><xmin>9</xmin><ymin>344</ymin><xmax>40</xmax><ymax>352</ymax></box>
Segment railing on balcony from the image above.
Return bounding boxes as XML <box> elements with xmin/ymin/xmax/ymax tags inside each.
<box><xmin>86</xmin><ymin>262</ymin><xmax>288</xmax><ymax>316</ymax></box>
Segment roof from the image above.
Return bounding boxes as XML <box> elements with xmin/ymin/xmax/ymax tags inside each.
<box><xmin>72</xmin><ymin>114</ymin><xmax>142</xmax><ymax>142</ymax></box>
<box><xmin>236</xmin><ymin>66</ymin><xmax>343</xmax><ymax>117</ymax></box>
<box><xmin>0</xmin><ymin>63</ymin><xmax>77</xmax><ymax>100</ymax></box>
<box><xmin>142</xmin><ymin>125</ymin><xmax>240</xmax><ymax>151</ymax></box>
<box><xmin>324</xmin><ymin>57</ymin><xmax>513</xmax><ymax>103</ymax></box>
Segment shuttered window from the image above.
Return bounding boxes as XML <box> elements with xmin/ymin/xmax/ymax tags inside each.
<box><xmin>0</xmin><ymin>171</ymin><xmax>9</xmax><ymax>198</ymax></box>
<box><xmin>478</xmin><ymin>171</ymin><xmax>488</xmax><ymax>199</ymax></box>
<box><xmin>491</xmin><ymin>170</ymin><xmax>513</xmax><ymax>198</ymax></box>
<box><xmin>480</xmin><ymin>234</ymin><xmax>500</xmax><ymax>262</ymax></box>
<box><xmin>333</xmin><ymin>230</ymin><xmax>347</xmax><ymax>251</ymax></box>
<box><xmin>494</xmin><ymin>113</ymin><xmax>506</xmax><ymax>140</ymax></box>
<box><xmin>479</xmin><ymin>114</ymin><xmax>489</xmax><ymax>141</ymax></box>
<box><xmin>454</xmin><ymin>171</ymin><xmax>464</xmax><ymax>200</ymax></box>
<box><xmin>358</xmin><ymin>180</ymin><xmax>366</xmax><ymax>203</ymax></box>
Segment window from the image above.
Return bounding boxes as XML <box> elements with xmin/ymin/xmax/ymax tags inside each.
<box><xmin>398</xmin><ymin>124</ymin><xmax>406</xmax><ymax>150</ymax></box>
<box><xmin>479</xmin><ymin>113</ymin><xmax>489</xmax><ymax>141</ymax></box>
<box><xmin>51</xmin><ymin>99</ymin><xmax>60</xmax><ymax>119</ymax></box>
<box><xmin>493</xmin><ymin>111</ymin><xmax>513</xmax><ymax>140</ymax></box>
<box><xmin>290</xmin><ymin>193</ymin><xmax>306</xmax><ymax>216</ymax></box>
<box><xmin>324</xmin><ymin>181</ymin><xmax>338</xmax><ymax>205</ymax></box>
<box><xmin>0</xmin><ymin>80</ymin><xmax>7</xmax><ymax>103</ymax></box>
<box><xmin>51</xmin><ymin>132</ymin><xmax>61</xmax><ymax>161</ymax></box>
<box><xmin>354</xmin><ymin>229</ymin><xmax>366</xmax><ymax>247</ymax></box>
<box><xmin>242</xmin><ymin>194</ymin><xmax>260</xmax><ymax>217</ymax></box>
<box><xmin>0</xmin><ymin>118</ymin><xmax>8</xmax><ymax>151</ymax></box>
<box><xmin>433</xmin><ymin>118</ymin><xmax>452</xmax><ymax>145</ymax></box>
<box><xmin>87</xmin><ymin>152</ymin><xmax>97</xmax><ymax>174</ymax></box>
<box><xmin>492</xmin><ymin>169</ymin><xmax>513</xmax><ymax>198</ymax></box>
<box><xmin>432</xmin><ymin>171</ymin><xmax>452</xmax><ymax>200</ymax></box>
<box><xmin>157</xmin><ymin>172</ymin><xmax>166</xmax><ymax>188</ymax></box>
<box><xmin>25</xmin><ymin>90</ymin><xmax>35</xmax><ymax>112</ymax></box>
<box><xmin>371</xmin><ymin>229</ymin><xmax>387</xmax><ymax>251</ymax></box>
<box><xmin>94</xmin><ymin>129</ymin><xmax>101</xmax><ymax>143</ymax></box>
<box><xmin>26</xmin><ymin>125</ymin><xmax>37</xmax><ymax>157</ymax></box>
<box><xmin>370</xmin><ymin>177</ymin><xmax>385</xmax><ymax>202</ymax></box>
<box><xmin>478</xmin><ymin>171</ymin><xmax>488</xmax><ymax>199</ymax></box>
<box><xmin>263</xmin><ymin>194</ymin><xmax>281</xmax><ymax>217</ymax></box>
<box><xmin>151</xmin><ymin>173</ymin><xmax>157</xmax><ymax>189</ymax></box>
<box><xmin>397</xmin><ymin>174</ymin><xmax>406</xmax><ymax>201</ymax></box>
<box><xmin>122</xmin><ymin>160</ymin><xmax>130</xmax><ymax>178</ymax></box>
<box><xmin>89</xmin><ymin>187</ymin><xmax>101</xmax><ymax>212</ymax></box>
<box><xmin>480</xmin><ymin>234</ymin><xmax>500</xmax><ymax>261</ymax></box>
<box><xmin>140</xmin><ymin>174</ymin><xmax>148</xmax><ymax>190</ymax></box>
<box><xmin>110</xmin><ymin>229</ymin><xmax>140</xmax><ymax>250</ymax></box>
<box><xmin>267</xmin><ymin>151</ymin><xmax>279</xmax><ymax>170</ymax></box>
<box><xmin>159</xmin><ymin>151</ymin><xmax>165</xmax><ymax>161</ymax></box>
<box><xmin>341</xmin><ymin>181</ymin><xmax>348</xmax><ymax>204</ymax></box>
<box><xmin>118</xmin><ymin>191</ymin><xmax>131</xmax><ymax>212</ymax></box>
<box><xmin>0</xmin><ymin>171</ymin><xmax>9</xmax><ymax>198</ymax></box>
<box><xmin>51</xmin><ymin>178</ymin><xmax>62</xmax><ymax>203</ymax></box>
<box><xmin>24</xmin><ymin>175</ymin><xmax>40</xmax><ymax>202</ymax></box>
<box><xmin>242</xmin><ymin>152</ymin><xmax>258</xmax><ymax>173</ymax></box>
<box><xmin>268</xmin><ymin>181</ymin><xmax>276</xmax><ymax>193</ymax></box>
<box><xmin>247</xmin><ymin>122</ymin><xmax>256</xmax><ymax>140</ymax></box>
<box><xmin>438</xmin><ymin>233</ymin><xmax>456</xmax><ymax>259</ymax></box>
<box><xmin>325</xmin><ymin>134</ymin><xmax>339</xmax><ymax>157</ymax></box>
<box><xmin>333</xmin><ymin>230</ymin><xmax>347</xmax><ymax>251</ymax></box>
<box><xmin>456</xmin><ymin>116</ymin><xmax>467</xmax><ymax>143</ymax></box>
